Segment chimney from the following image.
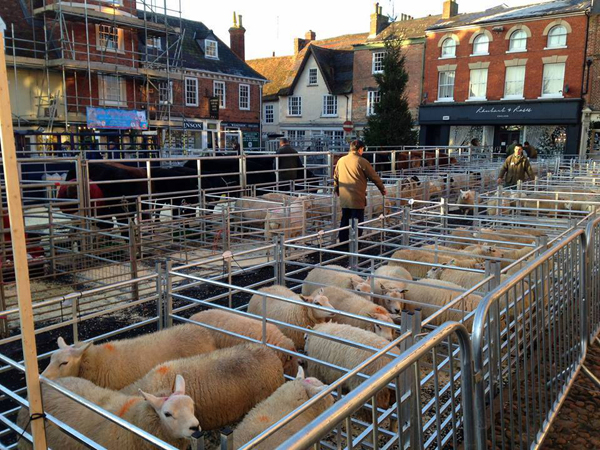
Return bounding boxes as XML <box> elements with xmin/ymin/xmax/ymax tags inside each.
<box><xmin>229</xmin><ymin>12</ymin><xmax>246</xmax><ymax>61</ymax></box>
<box><xmin>370</xmin><ymin>3</ymin><xmax>390</xmax><ymax>37</ymax></box>
<box><xmin>442</xmin><ymin>0</ymin><xmax>459</xmax><ymax>19</ymax></box>
<box><xmin>305</xmin><ymin>30</ymin><xmax>316</xmax><ymax>42</ymax></box>
<box><xmin>294</xmin><ymin>38</ymin><xmax>307</xmax><ymax>54</ymax></box>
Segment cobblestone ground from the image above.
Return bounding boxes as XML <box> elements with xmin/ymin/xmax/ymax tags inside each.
<box><xmin>540</xmin><ymin>343</ymin><xmax>600</xmax><ymax>449</ymax></box>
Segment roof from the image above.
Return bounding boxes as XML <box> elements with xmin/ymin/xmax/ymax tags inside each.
<box><xmin>427</xmin><ymin>0</ymin><xmax>590</xmax><ymax>31</ymax></box>
<box><xmin>247</xmin><ymin>32</ymin><xmax>368</xmax><ymax>100</ymax></box>
<box><xmin>368</xmin><ymin>15</ymin><xmax>443</xmax><ymax>42</ymax></box>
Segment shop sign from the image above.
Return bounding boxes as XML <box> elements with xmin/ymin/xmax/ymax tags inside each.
<box><xmin>86</xmin><ymin>107</ymin><xmax>148</xmax><ymax>130</ymax></box>
<box><xmin>243</xmin><ymin>131</ymin><xmax>260</xmax><ymax>149</ymax></box>
<box><xmin>208</xmin><ymin>97</ymin><xmax>220</xmax><ymax>120</ymax></box>
<box><xmin>184</xmin><ymin>121</ymin><xmax>204</xmax><ymax>130</ymax></box>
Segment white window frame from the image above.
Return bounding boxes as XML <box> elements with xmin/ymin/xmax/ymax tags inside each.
<box><xmin>322</xmin><ymin>95</ymin><xmax>338</xmax><ymax>117</ymax></box>
<box><xmin>205</xmin><ymin>39</ymin><xmax>219</xmax><ymax>59</ymax></box>
<box><xmin>508</xmin><ymin>30</ymin><xmax>528</xmax><ymax>53</ymax></box>
<box><xmin>541</xmin><ymin>62</ymin><xmax>566</xmax><ymax>98</ymax></box>
<box><xmin>288</xmin><ymin>96</ymin><xmax>302</xmax><ymax>116</ymax></box>
<box><xmin>372</xmin><ymin>52</ymin><xmax>385</xmax><ymax>74</ymax></box>
<box><xmin>468</xmin><ymin>68</ymin><xmax>488</xmax><ymax>101</ymax></box>
<box><xmin>213</xmin><ymin>81</ymin><xmax>226</xmax><ymax>109</ymax></box>
<box><xmin>185</xmin><ymin>77</ymin><xmax>199</xmax><ymax>107</ymax></box>
<box><xmin>97</xmin><ymin>24</ymin><xmax>123</xmax><ymax>53</ymax></box>
<box><xmin>147</xmin><ymin>36</ymin><xmax>162</xmax><ymax>50</ymax></box>
<box><xmin>367</xmin><ymin>91</ymin><xmax>381</xmax><ymax>116</ymax></box>
<box><xmin>308</xmin><ymin>68</ymin><xmax>318</xmax><ymax>85</ymax></box>
<box><xmin>159</xmin><ymin>81</ymin><xmax>173</xmax><ymax>105</ymax></box>
<box><xmin>437</xmin><ymin>70</ymin><xmax>455</xmax><ymax>102</ymax></box>
<box><xmin>440</xmin><ymin>38</ymin><xmax>457</xmax><ymax>58</ymax></box>
<box><xmin>546</xmin><ymin>25</ymin><xmax>568</xmax><ymax>49</ymax></box>
<box><xmin>264</xmin><ymin>104</ymin><xmax>274</xmax><ymax>124</ymax></box>
<box><xmin>503</xmin><ymin>66</ymin><xmax>526</xmax><ymax>100</ymax></box>
<box><xmin>98</xmin><ymin>74</ymin><xmax>126</xmax><ymax>107</ymax></box>
<box><xmin>472</xmin><ymin>34</ymin><xmax>489</xmax><ymax>56</ymax></box>
<box><xmin>239</xmin><ymin>84</ymin><xmax>250</xmax><ymax>110</ymax></box>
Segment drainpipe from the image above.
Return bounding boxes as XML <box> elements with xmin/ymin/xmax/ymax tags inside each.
<box><xmin>580</xmin><ymin>10</ymin><xmax>593</xmax><ymax>158</ymax></box>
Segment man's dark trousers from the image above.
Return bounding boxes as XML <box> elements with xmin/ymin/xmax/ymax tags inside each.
<box><xmin>339</xmin><ymin>208</ymin><xmax>365</xmax><ymax>250</ymax></box>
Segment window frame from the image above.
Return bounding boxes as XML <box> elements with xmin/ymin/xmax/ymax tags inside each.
<box><xmin>264</xmin><ymin>104</ymin><xmax>274</xmax><ymax>124</ymax></box>
<box><xmin>99</xmin><ymin>74</ymin><xmax>126</xmax><ymax>107</ymax></box>
<box><xmin>437</xmin><ymin>70</ymin><xmax>456</xmax><ymax>101</ymax></box>
<box><xmin>508</xmin><ymin>30</ymin><xmax>528</xmax><ymax>53</ymax></box>
<box><xmin>468</xmin><ymin>68</ymin><xmax>488</xmax><ymax>101</ymax></box>
<box><xmin>184</xmin><ymin>77</ymin><xmax>199</xmax><ymax>107</ymax></box>
<box><xmin>308</xmin><ymin>68</ymin><xmax>318</xmax><ymax>86</ymax></box>
<box><xmin>472</xmin><ymin>34</ymin><xmax>489</xmax><ymax>56</ymax></box>
<box><xmin>159</xmin><ymin>80</ymin><xmax>173</xmax><ymax>105</ymax></box>
<box><xmin>367</xmin><ymin>90</ymin><xmax>381</xmax><ymax>116</ymax></box>
<box><xmin>541</xmin><ymin>62</ymin><xmax>566</xmax><ymax>98</ymax></box>
<box><xmin>97</xmin><ymin>24</ymin><xmax>123</xmax><ymax>53</ymax></box>
<box><xmin>239</xmin><ymin>84</ymin><xmax>250</xmax><ymax>110</ymax></box>
<box><xmin>546</xmin><ymin>25</ymin><xmax>568</xmax><ymax>49</ymax></box>
<box><xmin>213</xmin><ymin>81</ymin><xmax>226</xmax><ymax>109</ymax></box>
<box><xmin>322</xmin><ymin>95</ymin><xmax>338</xmax><ymax>117</ymax></box>
<box><xmin>288</xmin><ymin>96</ymin><xmax>302</xmax><ymax>116</ymax></box>
<box><xmin>372</xmin><ymin>51</ymin><xmax>385</xmax><ymax>74</ymax></box>
<box><xmin>503</xmin><ymin>65</ymin><xmax>526</xmax><ymax>100</ymax></box>
<box><xmin>440</xmin><ymin>38</ymin><xmax>457</xmax><ymax>58</ymax></box>
<box><xmin>146</xmin><ymin>36</ymin><xmax>162</xmax><ymax>50</ymax></box>
<box><xmin>205</xmin><ymin>39</ymin><xmax>219</xmax><ymax>59</ymax></box>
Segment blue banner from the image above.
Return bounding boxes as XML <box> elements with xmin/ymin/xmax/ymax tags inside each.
<box><xmin>86</xmin><ymin>107</ymin><xmax>148</xmax><ymax>130</ymax></box>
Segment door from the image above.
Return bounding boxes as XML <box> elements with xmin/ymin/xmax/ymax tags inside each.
<box><xmin>495</xmin><ymin>126</ymin><xmax>522</xmax><ymax>153</ymax></box>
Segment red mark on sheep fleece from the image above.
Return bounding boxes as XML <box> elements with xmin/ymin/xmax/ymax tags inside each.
<box><xmin>156</xmin><ymin>365</ymin><xmax>170</xmax><ymax>375</ymax></box>
<box><xmin>257</xmin><ymin>415</ymin><xmax>271</xmax><ymax>423</ymax></box>
<box><xmin>103</xmin><ymin>343</ymin><xmax>115</xmax><ymax>352</ymax></box>
<box><xmin>374</xmin><ymin>306</ymin><xmax>387</xmax><ymax>314</ymax></box>
<box><xmin>117</xmin><ymin>398</ymin><xmax>139</xmax><ymax>418</ymax></box>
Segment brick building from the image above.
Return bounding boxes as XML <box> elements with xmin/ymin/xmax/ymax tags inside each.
<box><xmin>419</xmin><ymin>0</ymin><xmax>590</xmax><ymax>156</ymax></box>
<box><xmin>2</xmin><ymin>0</ymin><xmax>265</xmax><ymax>153</ymax></box>
<box><xmin>582</xmin><ymin>0</ymin><xmax>600</xmax><ymax>156</ymax></box>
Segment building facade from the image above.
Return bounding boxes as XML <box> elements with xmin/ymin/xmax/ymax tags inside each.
<box><xmin>419</xmin><ymin>0</ymin><xmax>590</xmax><ymax>155</ymax></box>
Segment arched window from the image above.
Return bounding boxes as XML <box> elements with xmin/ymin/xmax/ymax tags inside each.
<box><xmin>441</xmin><ymin>38</ymin><xmax>456</xmax><ymax>58</ymax></box>
<box><xmin>547</xmin><ymin>25</ymin><xmax>567</xmax><ymax>48</ymax></box>
<box><xmin>472</xmin><ymin>34</ymin><xmax>489</xmax><ymax>55</ymax></box>
<box><xmin>509</xmin><ymin>30</ymin><xmax>528</xmax><ymax>51</ymax></box>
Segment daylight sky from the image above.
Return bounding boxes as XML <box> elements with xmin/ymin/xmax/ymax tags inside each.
<box><xmin>179</xmin><ymin>0</ymin><xmax>545</xmax><ymax>60</ymax></box>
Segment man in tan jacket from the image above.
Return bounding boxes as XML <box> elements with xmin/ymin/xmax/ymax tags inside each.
<box><xmin>334</xmin><ymin>140</ymin><xmax>386</xmax><ymax>247</ymax></box>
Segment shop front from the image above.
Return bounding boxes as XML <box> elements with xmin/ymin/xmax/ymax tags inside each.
<box><xmin>419</xmin><ymin>99</ymin><xmax>582</xmax><ymax>155</ymax></box>
<box><xmin>220</xmin><ymin>121</ymin><xmax>261</xmax><ymax>150</ymax></box>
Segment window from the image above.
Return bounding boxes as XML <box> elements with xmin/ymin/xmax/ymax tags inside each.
<box><xmin>372</xmin><ymin>52</ymin><xmax>385</xmax><ymax>74</ymax></box>
<box><xmin>469</xmin><ymin>69</ymin><xmax>488</xmax><ymax>100</ymax></box>
<box><xmin>509</xmin><ymin>30</ymin><xmax>528</xmax><ymax>52</ymax></box>
<box><xmin>159</xmin><ymin>81</ymin><xmax>173</xmax><ymax>105</ymax></box>
<box><xmin>367</xmin><ymin>91</ymin><xmax>381</xmax><ymax>116</ymax></box>
<box><xmin>264</xmin><ymin>104</ymin><xmax>274</xmax><ymax>123</ymax></box>
<box><xmin>99</xmin><ymin>75</ymin><xmax>125</xmax><ymax>106</ymax></box>
<box><xmin>239</xmin><ymin>84</ymin><xmax>250</xmax><ymax>110</ymax></box>
<box><xmin>542</xmin><ymin>63</ymin><xmax>566</xmax><ymax>97</ymax></box>
<box><xmin>504</xmin><ymin>66</ymin><xmax>526</xmax><ymax>98</ymax></box>
<box><xmin>547</xmin><ymin>25</ymin><xmax>567</xmax><ymax>48</ymax></box>
<box><xmin>324</xmin><ymin>130</ymin><xmax>344</xmax><ymax>142</ymax></box>
<box><xmin>185</xmin><ymin>77</ymin><xmax>198</xmax><ymax>106</ymax></box>
<box><xmin>288</xmin><ymin>96</ymin><xmax>302</xmax><ymax>116</ymax></box>
<box><xmin>472</xmin><ymin>34</ymin><xmax>489</xmax><ymax>55</ymax></box>
<box><xmin>438</xmin><ymin>70</ymin><xmax>455</xmax><ymax>100</ymax></box>
<box><xmin>213</xmin><ymin>81</ymin><xmax>226</xmax><ymax>108</ymax></box>
<box><xmin>98</xmin><ymin>25</ymin><xmax>121</xmax><ymax>52</ymax></box>
<box><xmin>441</xmin><ymin>38</ymin><xmax>456</xmax><ymax>58</ymax></box>
<box><xmin>287</xmin><ymin>130</ymin><xmax>306</xmax><ymax>145</ymax></box>
<box><xmin>147</xmin><ymin>36</ymin><xmax>161</xmax><ymax>50</ymax></box>
<box><xmin>308</xmin><ymin>68</ymin><xmax>318</xmax><ymax>85</ymax></box>
<box><xmin>205</xmin><ymin>39</ymin><xmax>218</xmax><ymax>59</ymax></box>
<box><xmin>322</xmin><ymin>95</ymin><xmax>338</xmax><ymax>116</ymax></box>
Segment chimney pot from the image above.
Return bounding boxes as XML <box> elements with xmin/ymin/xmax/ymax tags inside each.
<box><xmin>370</xmin><ymin>3</ymin><xmax>390</xmax><ymax>37</ymax></box>
<box><xmin>442</xmin><ymin>0</ymin><xmax>459</xmax><ymax>19</ymax></box>
<box><xmin>229</xmin><ymin>11</ymin><xmax>246</xmax><ymax>61</ymax></box>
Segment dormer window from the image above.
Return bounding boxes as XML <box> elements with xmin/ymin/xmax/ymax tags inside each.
<box><xmin>205</xmin><ymin>39</ymin><xmax>218</xmax><ymax>59</ymax></box>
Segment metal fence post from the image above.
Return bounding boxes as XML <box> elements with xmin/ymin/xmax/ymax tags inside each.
<box><xmin>402</xmin><ymin>206</ymin><xmax>411</xmax><ymax>246</ymax></box>
<box><xmin>156</xmin><ymin>261</ymin><xmax>164</xmax><ymax>331</ymax></box>
<box><xmin>190</xmin><ymin>431</ymin><xmax>205</xmax><ymax>450</ymax></box>
<box><xmin>275</xmin><ymin>235</ymin><xmax>285</xmax><ymax>285</ymax></box>
<box><xmin>220</xmin><ymin>428</ymin><xmax>233</xmax><ymax>450</ymax></box>
<box><xmin>350</xmin><ymin>218</ymin><xmax>359</xmax><ymax>270</ymax></box>
<box><xmin>165</xmin><ymin>259</ymin><xmax>173</xmax><ymax>328</ymax></box>
<box><xmin>128</xmin><ymin>220</ymin><xmax>140</xmax><ymax>302</ymax></box>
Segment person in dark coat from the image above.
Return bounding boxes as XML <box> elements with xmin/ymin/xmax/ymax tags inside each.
<box><xmin>497</xmin><ymin>144</ymin><xmax>534</xmax><ymax>187</ymax></box>
<box><xmin>275</xmin><ymin>138</ymin><xmax>303</xmax><ymax>184</ymax></box>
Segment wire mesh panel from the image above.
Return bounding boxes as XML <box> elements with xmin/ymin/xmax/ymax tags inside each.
<box><xmin>472</xmin><ymin>229</ymin><xmax>586</xmax><ymax>449</ymax></box>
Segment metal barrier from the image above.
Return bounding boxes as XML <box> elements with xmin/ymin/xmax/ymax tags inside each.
<box><xmin>472</xmin><ymin>229</ymin><xmax>586</xmax><ymax>449</ymax></box>
<box><xmin>586</xmin><ymin>216</ymin><xmax>600</xmax><ymax>342</ymax></box>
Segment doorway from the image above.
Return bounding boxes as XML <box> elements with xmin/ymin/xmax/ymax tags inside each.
<box><xmin>495</xmin><ymin>126</ymin><xmax>522</xmax><ymax>153</ymax></box>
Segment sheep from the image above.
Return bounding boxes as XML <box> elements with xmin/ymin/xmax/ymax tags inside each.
<box><xmin>500</xmin><ymin>246</ymin><xmax>538</xmax><ymax>268</ymax></box>
<box><xmin>189</xmin><ymin>309</ymin><xmax>299</xmax><ymax>376</ymax></box>
<box><xmin>371</xmin><ymin>265</ymin><xmax>410</xmax><ymax>314</ymax></box>
<box><xmin>18</xmin><ymin>374</ymin><xmax>199</xmax><ymax>450</ymax></box>
<box><xmin>389</xmin><ymin>249</ymin><xmax>482</xmax><ymax>279</ymax></box>
<box><xmin>322</xmin><ymin>286</ymin><xmax>394</xmax><ymax>340</ymax></box>
<box><xmin>305</xmin><ymin>322</ymin><xmax>396</xmax><ymax>410</ymax></box>
<box><xmin>457</xmin><ymin>189</ymin><xmax>475</xmax><ymax>214</ymax></box>
<box><xmin>121</xmin><ymin>344</ymin><xmax>285</xmax><ymax>431</ymax></box>
<box><xmin>302</xmin><ymin>265</ymin><xmax>372</xmax><ymax>298</ymax></box>
<box><xmin>448</xmin><ymin>227</ymin><xmax>477</xmax><ymax>249</ymax></box>
<box><xmin>247</xmin><ymin>285</ymin><xmax>335</xmax><ymax>350</ymax></box>
<box><xmin>403</xmin><ymin>279</ymin><xmax>482</xmax><ymax>327</ymax></box>
<box><xmin>457</xmin><ymin>244</ymin><xmax>505</xmax><ymax>262</ymax></box>
<box><xmin>232</xmin><ymin>367</ymin><xmax>334</xmax><ymax>449</ymax></box>
<box><xmin>374</xmin><ymin>264</ymin><xmax>413</xmax><ymax>282</ymax></box>
<box><xmin>264</xmin><ymin>199</ymin><xmax>306</xmax><ymax>239</ymax></box>
<box><xmin>42</xmin><ymin>324</ymin><xmax>217</xmax><ymax>389</ymax></box>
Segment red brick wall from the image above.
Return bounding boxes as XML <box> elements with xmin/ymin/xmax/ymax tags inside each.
<box><xmin>422</xmin><ymin>15</ymin><xmax>587</xmax><ymax>103</ymax></box>
<box><xmin>585</xmin><ymin>14</ymin><xmax>600</xmax><ymax>110</ymax></box>
<box><xmin>352</xmin><ymin>43</ymin><xmax>425</xmax><ymax>126</ymax></box>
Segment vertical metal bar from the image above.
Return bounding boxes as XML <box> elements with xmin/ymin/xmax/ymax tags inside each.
<box><xmin>129</xmin><ymin>220</ymin><xmax>140</xmax><ymax>302</ymax></box>
<box><xmin>220</xmin><ymin>428</ymin><xmax>233</xmax><ymax>450</ymax></box>
<box><xmin>156</xmin><ymin>261</ymin><xmax>164</xmax><ymax>331</ymax></box>
<box><xmin>190</xmin><ymin>431</ymin><xmax>205</xmax><ymax>450</ymax></box>
<box><xmin>261</xmin><ymin>294</ymin><xmax>267</xmax><ymax>344</ymax></box>
<box><xmin>350</xmin><ymin>218</ymin><xmax>358</xmax><ymax>270</ymax></box>
<box><xmin>71</xmin><ymin>297</ymin><xmax>79</xmax><ymax>344</ymax></box>
<box><xmin>165</xmin><ymin>259</ymin><xmax>173</xmax><ymax>327</ymax></box>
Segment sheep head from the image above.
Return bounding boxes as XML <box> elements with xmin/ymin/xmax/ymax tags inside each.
<box><xmin>351</xmin><ymin>277</ymin><xmax>372</xmax><ymax>295</ymax></box>
<box><xmin>42</xmin><ymin>337</ymin><xmax>92</xmax><ymax>380</ymax></box>
<box><xmin>427</xmin><ymin>266</ymin><xmax>443</xmax><ymax>279</ymax></box>
<box><xmin>378</xmin><ymin>283</ymin><xmax>407</xmax><ymax>315</ymax></box>
<box><xmin>300</xmin><ymin>288</ymin><xmax>335</xmax><ymax>320</ymax></box>
<box><xmin>140</xmin><ymin>374</ymin><xmax>199</xmax><ymax>439</ymax></box>
<box><xmin>368</xmin><ymin>311</ymin><xmax>394</xmax><ymax>341</ymax></box>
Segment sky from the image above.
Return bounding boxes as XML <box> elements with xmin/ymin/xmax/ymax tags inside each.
<box><xmin>178</xmin><ymin>0</ymin><xmax>546</xmax><ymax>60</ymax></box>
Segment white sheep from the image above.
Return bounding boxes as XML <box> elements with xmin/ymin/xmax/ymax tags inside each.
<box><xmin>189</xmin><ymin>309</ymin><xmax>299</xmax><ymax>377</ymax></box>
<box><xmin>371</xmin><ymin>265</ymin><xmax>409</xmax><ymax>314</ymax></box>
<box><xmin>232</xmin><ymin>367</ymin><xmax>334</xmax><ymax>449</ymax></box>
<box><xmin>403</xmin><ymin>278</ymin><xmax>482</xmax><ymax>327</ymax></box>
<box><xmin>121</xmin><ymin>344</ymin><xmax>285</xmax><ymax>431</ymax></box>
<box><xmin>247</xmin><ymin>285</ymin><xmax>335</xmax><ymax>349</ymax></box>
<box><xmin>264</xmin><ymin>199</ymin><xmax>306</xmax><ymax>239</ymax></box>
<box><xmin>322</xmin><ymin>286</ymin><xmax>394</xmax><ymax>340</ymax></box>
<box><xmin>302</xmin><ymin>265</ymin><xmax>372</xmax><ymax>297</ymax></box>
<box><xmin>305</xmin><ymin>322</ymin><xmax>396</xmax><ymax>410</ymax></box>
<box><xmin>42</xmin><ymin>324</ymin><xmax>217</xmax><ymax>389</ymax></box>
<box><xmin>457</xmin><ymin>190</ymin><xmax>475</xmax><ymax>214</ymax></box>
<box><xmin>390</xmin><ymin>248</ymin><xmax>482</xmax><ymax>279</ymax></box>
<box><xmin>18</xmin><ymin>375</ymin><xmax>198</xmax><ymax>450</ymax></box>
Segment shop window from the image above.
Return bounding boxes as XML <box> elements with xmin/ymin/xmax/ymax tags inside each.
<box><xmin>504</xmin><ymin>66</ymin><xmax>526</xmax><ymax>99</ymax></box>
<box><xmin>472</xmin><ymin>34</ymin><xmax>489</xmax><ymax>55</ymax></box>
<box><xmin>438</xmin><ymin>70</ymin><xmax>455</xmax><ymax>101</ymax></box>
<box><xmin>469</xmin><ymin>69</ymin><xmax>488</xmax><ymax>100</ymax></box>
<box><xmin>509</xmin><ymin>30</ymin><xmax>527</xmax><ymax>52</ymax></box>
<box><xmin>367</xmin><ymin>91</ymin><xmax>380</xmax><ymax>116</ymax></box>
<box><xmin>547</xmin><ymin>25</ymin><xmax>567</xmax><ymax>48</ymax></box>
<box><xmin>542</xmin><ymin>63</ymin><xmax>566</xmax><ymax>97</ymax></box>
<box><xmin>213</xmin><ymin>81</ymin><xmax>226</xmax><ymax>108</ymax></box>
<box><xmin>441</xmin><ymin>38</ymin><xmax>456</xmax><ymax>58</ymax></box>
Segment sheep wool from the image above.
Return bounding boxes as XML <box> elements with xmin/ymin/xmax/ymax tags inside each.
<box><xmin>190</xmin><ymin>309</ymin><xmax>299</xmax><ymax>376</ymax></box>
<box><xmin>121</xmin><ymin>344</ymin><xmax>285</xmax><ymax>431</ymax></box>
<box><xmin>233</xmin><ymin>376</ymin><xmax>334</xmax><ymax>449</ymax></box>
<box><xmin>302</xmin><ymin>265</ymin><xmax>371</xmax><ymax>297</ymax></box>
<box><xmin>389</xmin><ymin>249</ymin><xmax>479</xmax><ymax>279</ymax></box>
<box><xmin>18</xmin><ymin>376</ymin><xmax>198</xmax><ymax>450</ymax></box>
<box><xmin>247</xmin><ymin>285</ymin><xmax>335</xmax><ymax>349</ymax></box>
<box><xmin>305</xmin><ymin>322</ymin><xmax>396</xmax><ymax>409</ymax></box>
<box><xmin>42</xmin><ymin>323</ymin><xmax>217</xmax><ymax>389</ymax></box>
